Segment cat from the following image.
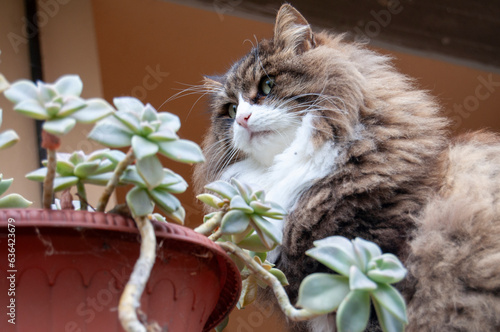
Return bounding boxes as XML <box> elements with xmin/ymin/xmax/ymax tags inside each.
<box><xmin>194</xmin><ymin>4</ymin><xmax>500</xmax><ymax>332</ymax></box>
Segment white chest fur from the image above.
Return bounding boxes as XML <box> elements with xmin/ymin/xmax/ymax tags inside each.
<box><xmin>221</xmin><ymin>113</ymin><xmax>340</xmax><ymax>233</ymax></box>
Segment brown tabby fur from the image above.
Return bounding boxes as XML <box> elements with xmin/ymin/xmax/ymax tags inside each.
<box><xmin>194</xmin><ymin>4</ymin><xmax>500</xmax><ymax>331</ymax></box>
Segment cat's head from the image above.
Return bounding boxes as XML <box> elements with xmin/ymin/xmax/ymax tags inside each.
<box><xmin>196</xmin><ymin>4</ymin><xmax>447</xmax><ymax>186</ymax></box>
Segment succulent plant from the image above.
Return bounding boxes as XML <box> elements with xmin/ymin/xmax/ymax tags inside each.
<box><xmin>0</xmin><ymin>174</ymin><xmax>32</xmax><ymax>208</ymax></box>
<box><xmin>0</xmin><ymin>73</ymin><xmax>10</xmax><ymax>93</ymax></box>
<box><xmin>198</xmin><ymin>178</ymin><xmax>289</xmax><ymax>314</ymax></box>
<box><xmin>4</xmin><ymin>75</ymin><xmax>114</xmax><ymax>136</ymax></box>
<box><xmin>25</xmin><ymin>149</ymin><xmax>126</xmax><ymax>210</ymax></box>
<box><xmin>198</xmin><ymin>178</ymin><xmax>286</xmax><ymax>251</ymax></box>
<box><xmin>121</xmin><ymin>160</ymin><xmax>187</xmax><ymax>223</ymax></box>
<box><xmin>0</xmin><ymin>109</ymin><xmax>19</xmax><ymax>150</ymax></box>
<box><xmin>26</xmin><ymin>149</ymin><xmax>125</xmax><ymax>191</ymax></box>
<box><xmin>0</xmin><ymin>107</ymin><xmax>31</xmax><ymax>209</ymax></box>
<box><xmin>88</xmin><ymin>96</ymin><xmax>204</xmax><ymax>217</ymax></box>
<box><xmin>89</xmin><ymin>96</ymin><xmax>204</xmax><ymax>163</ymax></box>
<box><xmin>237</xmin><ymin>251</ymin><xmax>288</xmax><ymax>308</ymax></box>
<box><xmin>297</xmin><ymin>236</ymin><xmax>408</xmax><ymax>332</ymax></box>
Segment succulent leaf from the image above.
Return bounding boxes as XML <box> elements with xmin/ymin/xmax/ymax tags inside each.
<box><xmin>158</xmin><ymin>139</ymin><xmax>205</xmax><ymax>164</ymax></box>
<box><xmin>349</xmin><ymin>265</ymin><xmax>377</xmax><ymax>291</ymax></box>
<box><xmin>126</xmin><ymin>186</ymin><xmax>154</xmax><ymax>217</ymax></box>
<box><xmin>0</xmin><ymin>193</ymin><xmax>32</xmax><ymax>208</ymax></box>
<box><xmin>42</xmin><ymin>117</ymin><xmax>77</xmax><ymax>136</ymax></box>
<box><xmin>296</xmin><ymin>273</ymin><xmax>350</xmax><ymax>314</ymax></box>
<box><xmin>53</xmin><ymin>176</ymin><xmax>79</xmax><ymax>191</ymax></box>
<box><xmin>167</xmin><ymin>205</ymin><xmax>186</xmax><ymax>225</ymax></box>
<box><xmin>372</xmin><ymin>296</ymin><xmax>406</xmax><ymax>332</ymax></box>
<box><xmin>230</xmin><ymin>195</ymin><xmax>254</xmax><ymax>213</ymax></box>
<box><xmin>54</xmin><ymin>75</ymin><xmax>83</xmax><ymax>96</ymax></box>
<box><xmin>367</xmin><ymin>254</ymin><xmax>407</xmax><ymax>284</ymax></box>
<box><xmin>57</xmin><ymin>97</ymin><xmax>86</xmax><ymax>117</ymax></box>
<box><xmin>158</xmin><ymin>112</ymin><xmax>181</xmax><ymax>133</ymax></box>
<box><xmin>88</xmin><ymin>122</ymin><xmax>132</xmax><ymax>147</ymax></box>
<box><xmin>148</xmin><ymin>187</ymin><xmax>182</xmax><ymax>215</ymax></box>
<box><xmin>221</xmin><ymin>210</ymin><xmax>251</xmax><ymax>235</ymax></box>
<box><xmin>370</xmin><ymin>284</ymin><xmax>408</xmax><ymax>324</ymax></box>
<box><xmin>196</xmin><ymin>193</ymin><xmax>224</xmax><ymax>209</ymax></box>
<box><xmin>204</xmin><ymin>180</ymin><xmax>239</xmax><ymax>199</ymax></box>
<box><xmin>306</xmin><ymin>245</ymin><xmax>357</xmax><ymax>277</ymax></box>
<box><xmin>336</xmin><ymin>290</ymin><xmax>371</xmax><ymax>332</ymax></box>
<box><xmin>3</xmin><ymin>80</ymin><xmax>38</xmax><ymax>104</ymax></box>
<box><xmin>113</xmin><ymin>96</ymin><xmax>144</xmax><ymax>114</ymax></box>
<box><xmin>269</xmin><ymin>268</ymin><xmax>289</xmax><ymax>286</ymax></box>
<box><xmin>71</xmin><ymin>98</ymin><xmax>114</xmax><ymax>123</ymax></box>
<box><xmin>14</xmin><ymin>100</ymin><xmax>49</xmax><ymax>120</ymax></box>
<box><xmin>236</xmin><ymin>232</ymin><xmax>276</xmax><ymax>252</ymax></box>
<box><xmin>73</xmin><ymin>161</ymin><xmax>101</xmax><ymax>178</ymax></box>
<box><xmin>250</xmin><ymin>214</ymin><xmax>282</xmax><ymax>246</ymax></box>
<box><xmin>0</xmin><ymin>130</ymin><xmax>19</xmax><ymax>150</ymax></box>
<box><xmin>132</xmin><ymin>135</ymin><xmax>159</xmax><ymax>160</ymax></box>
<box><xmin>0</xmin><ymin>177</ymin><xmax>14</xmax><ymax>196</ymax></box>
<box><xmin>136</xmin><ymin>155</ymin><xmax>164</xmax><ymax>189</ymax></box>
<box><xmin>114</xmin><ymin>111</ymin><xmax>141</xmax><ymax>133</ymax></box>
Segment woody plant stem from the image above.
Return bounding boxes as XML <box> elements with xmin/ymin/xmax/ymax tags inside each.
<box><xmin>218</xmin><ymin>241</ymin><xmax>323</xmax><ymax>321</ymax></box>
<box><xmin>194</xmin><ymin>210</ymin><xmax>224</xmax><ymax>235</ymax></box>
<box><xmin>96</xmin><ymin>148</ymin><xmax>135</xmax><ymax>212</ymax></box>
<box><xmin>41</xmin><ymin>130</ymin><xmax>60</xmax><ymax>209</ymax></box>
<box><xmin>118</xmin><ymin>215</ymin><xmax>157</xmax><ymax>332</ymax></box>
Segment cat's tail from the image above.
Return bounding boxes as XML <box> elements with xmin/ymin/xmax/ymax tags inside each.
<box><xmin>406</xmin><ymin>131</ymin><xmax>500</xmax><ymax>332</ymax></box>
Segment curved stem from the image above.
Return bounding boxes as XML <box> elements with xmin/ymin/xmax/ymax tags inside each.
<box><xmin>118</xmin><ymin>215</ymin><xmax>156</xmax><ymax>332</ymax></box>
<box><xmin>97</xmin><ymin>148</ymin><xmax>135</xmax><ymax>212</ymax></box>
<box><xmin>208</xmin><ymin>228</ymin><xmax>223</xmax><ymax>242</ymax></box>
<box><xmin>76</xmin><ymin>181</ymin><xmax>87</xmax><ymax>211</ymax></box>
<box><xmin>194</xmin><ymin>211</ymin><xmax>223</xmax><ymax>235</ymax></box>
<box><xmin>40</xmin><ymin>130</ymin><xmax>61</xmax><ymax>209</ymax></box>
<box><xmin>42</xmin><ymin>148</ymin><xmax>56</xmax><ymax>209</ymax></box>
<box><xmin>218</xmin><ymin>241</ymin><xmax>322</xmax><ymax>322</ymax></box>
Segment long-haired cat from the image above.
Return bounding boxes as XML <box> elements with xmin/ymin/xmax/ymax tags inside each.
<box><xmin>194</xmin><ymin>4</ymin><xmax>500</xmax><ymax>331</ymax></box>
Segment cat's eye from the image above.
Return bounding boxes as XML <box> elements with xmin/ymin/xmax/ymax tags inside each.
<box><xmin>228</xmin><ymin>103</ymin><xmax>237</xmax><ymax>118</ymax></box>
<box><xmin>259</xmin><ymin>76</ymin><xmax>275</xmax><ymax>96</ymax></box>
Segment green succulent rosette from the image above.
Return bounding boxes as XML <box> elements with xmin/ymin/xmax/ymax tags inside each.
<box><xmin>3</xmin><ymin>75</ymin><xmax>114</xmax><ymax>136</ymax></box>
<box><xmin>88</xmin><ymin>96</ymin><xmax>204</xmax><ymax>163</ymax></box>
<box><xmin>121</xmin><ymin>159</ymin><xmax>187</xmax><ymax>224</ymax></box>
<box><xmin>26</xmin><ymin>149</ymin><xmax>125</xmax><ymax>191</ymax></box>
<box><xmin>0</xmin><ymin>174</ymin><xmax>32</xmax><ymax>208</ymax></box>
<box><xmin>0</xmin><ymin>109</ymin><xmax>19</xmax><ymax>150</ymax></box>
<box><xmin>297</xmin><ymin>236</ymin><xmax>408</xmax><ymax>332</ymax></box>
<box><xmin>0</xmin><ymin>106</ymin><xmax>31</xmax><ymax>208</ymax></box>
<box><xmin>198</xmin><ymin>178</ymin><xmax>286</xmax><ymax>251</ymax></box>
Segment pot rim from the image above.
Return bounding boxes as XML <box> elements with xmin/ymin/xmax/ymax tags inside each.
<box><xmin>0</xmin><ymin>208</ymin><xmax>241</xmax><ymax>331</ymax></box>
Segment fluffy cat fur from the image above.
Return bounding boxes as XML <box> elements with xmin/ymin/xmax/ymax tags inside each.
<box><xmin>194</xmin><ymin>4</ymin><xmax>500</xmax><ymax>332</ymax></box>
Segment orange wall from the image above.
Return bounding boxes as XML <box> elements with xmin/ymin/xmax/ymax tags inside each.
<box><xmin>91</xmin><ymin>0</ymin><xmax>275</xmax><ymax>231</ymax></box>
<box><xmin>0</xmin><ymin>0</ymin><xmax>41</xmax><ymax>204</ymax></box>
<box><xmin>90</xmin><ymin>1</ymin><xmax>500</xmax><ymax>331</ymax></box>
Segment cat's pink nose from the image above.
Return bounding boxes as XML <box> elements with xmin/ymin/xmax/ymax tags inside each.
<box><xmin>236</xmin><ymin>112</ymin><xmax>251</xmax><ymax>128</ymax></box>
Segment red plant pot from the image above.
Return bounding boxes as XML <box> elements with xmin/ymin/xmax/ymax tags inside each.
<box><xmin>0</xmin><ymin>209</ymin><xmax>241</xmax><ymax>332</ymax></box>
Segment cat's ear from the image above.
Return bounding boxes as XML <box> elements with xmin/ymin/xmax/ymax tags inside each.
<box><xmin>203</xmin><ymin>75</ymin><xmax>224</xmax><ymax>92</ymax></box>
<box><xmin>274</xmin><ymin>4</ymin><xmax>315</xmax><ymax>54</ymax></box>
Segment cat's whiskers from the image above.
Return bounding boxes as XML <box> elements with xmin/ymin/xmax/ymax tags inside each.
<box><xmin>161</xmin><ymin>83</ymin><xmax>214</xmax><ymax>105</ymax></box>
<box><xmin>273</xmin><ymin>92</ymin><xmax>347</xmax><ymax>117</ymax></box>
<box><xmin>159</xmin><ymin>83</ymin><xmax>222</xmax><ymax>120</ymax></box>
<box><xmin>204</xmin><ymin>136</ymin><xmax>232</xmax><ymax>157</ymax></box>
<box><xmin>214</xmin><ymin>146</ymin><xmax>239</xmax><ymax>181</ymax></box>
<box><xmin>203</xmin><ymin>131</ymin><xmax>240</xmax><ymax>181</ymax></box>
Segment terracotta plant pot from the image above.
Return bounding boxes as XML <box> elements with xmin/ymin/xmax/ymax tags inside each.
<box><xmin>0</xmin><ymin>209</ymin><xmax>241</xmax><ymax>332</ymax></box>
